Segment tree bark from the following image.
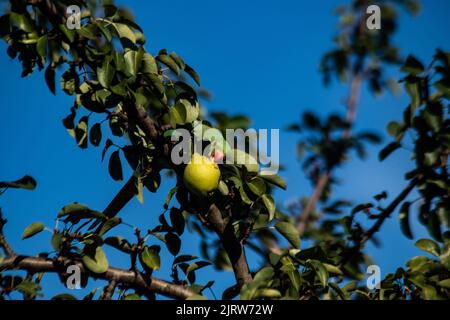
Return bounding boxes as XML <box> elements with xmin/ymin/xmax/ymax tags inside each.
<box><xmin>0</xmin><ymin>255</ymin><xmax>194</xmax><ymax>300</ymax></box>
<box><xmin>203</xmin><ymin>204</ymin><xmax>253</xmax><ymax>287</ymax></box>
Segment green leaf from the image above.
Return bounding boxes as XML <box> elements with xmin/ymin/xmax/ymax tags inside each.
<box><xmin>186</xmin><ymin>294</ymin><xmax>208</xmax><ymax>300</ymax></box>
<box><xmin>173</xmin><ymin>255</ymin><xmax>198</xmax><ymax>265</ymax></box>
<box><xmin>440</xmin><ymin>242</ymin><xmax>450</xmax><ymax>271</ymax></box>
<box><xmin>218</xmin><ymin>180</ymin><xmax>229</xmax><ymax>195</ymax></box>
<box><xmin>22</xmin><ymin>222</ymin><xmax>45</xmax><ymax>239</ymax></box>
<box><xmin>58</xmin><ymin>202</ymin><xmax>89</xmax><ymax>217</ymax></box>
<box><xmin>0</xmin><ymin>14</ymin><xmax>10</xmax><ymax>38</ymax></box>
<box><xmin>80</xmin><ymin>92</ymin><xmax>105</xmax><ymax>113</ymax></box>
<box><xmin>379</xmin><ymin>142</ymin><xmax>401</xmax><ymax>161</ymax></box>
<box><xmin>424</xmin><ymin>148</ymin><xmax>440</xmax><ymax>167</ymax></box>
<box><xmin>89</xmin><ymin>123</ymin><xmax>102</xmax><ymax>147</ymax></box>
<box><xmin>275</xmin><ymin>221</ymin><xmax>300</xmax><ymax>248</ymax></box>
<box><xmin>165</xmin><ymin>232</ymin><xmax>181</xmax><ymax>255</ymax></box>
<box><xmin>197</xmin><ymin>125</ymin><xmax>231</xmax><ymax>154</ymax></box>
<box><xmin>164</xmin><ymin>187</ymin><xmax>178</xmax><ymax>209</ymax></box>
<box><xmin>36</xmin><ymin>35</ymin><xmax>48</xmax><ymax>59</ymax></box>
<box><xmin>261</xmin><ymin>194</ymin><xmax>275</xmax><ymax>220</ymax></box>
<box><xmin>169</xmin><ymin>52</ymin><xmax>185</xmax><ymax>69</ymax></box>
<box><xmin>240</xmin><ymin>267</ymin><xmax>274</xmax><ymax>299</ymax></box>
<box><xmin>113</xmin><ymin>23</ymin><xmax>136</xmax><ymax>45</ymax></box>
<box><xmin>253</xmin><ymin>267</ymin><xmax>274</xmax><ymax>286</ymax></box>
<box><xmin>176</xmin><ymin>99</ymin><xmax>199</xmax><ymax>123</ymax></box>
<box><xmin>104</xmin><ymin>236</ymin><xmax>132</xmax><ymax>253</ymax></box>
<box><xmin>83</xmin><ymin>288</ymin><xmax>98</xmax><ymax>300</ymax></box>
<box><xmin>405</xmin><ymin>81</ymin><xmax>421</xmax><ymax>109</ymax></box>
<box><xmin>141</xmin><ymin>52</ymin><xmax>158</xmax><ymax>74</ymax></box>
<box><xmin>58</xmin><ymin>24</ymin><xmax>75</xmax><ymax>43</ymax></box>
<box><xmin>329</xmin><ymin>282</ymin><xmax>347</xmax><ymax>300</ymax></box>
<box><xmin>437</xmin><ymin>279</ymin><xmax>450</xmax><ymax>289</ymax></box>
<box><xmin>75</xmin><ymin>116</ymin><xmax>88</xmax><ymax>149</ymax></box>
<box><xmin>98</xmin><ymin>217</ymin><xmax>122</xmax><ymax>236</ymax></box>
<box><xmin>76</xmin><ymin>24</ymin><xmax>97</xmax><ymax>40</ymax></box>
<box><xmin>423</xmin><ymin>105</ymin><xmax>442</xmax><ymax>132</ymax></box>
<box><xmin>135</xmin><ymin>177</ymin><xmax>144</xmax><ymax>204</ymax></box>
<box><xmin>238</xmin><ymin>186</ymin><xmax>253</xmax><ymax>205</ymax></box>
<box><xmin>170</xmin><ymin>102</ymin><xmax>188</xmax><ymax>125</ymax></box>
<box><xmin>96</xmin><ymin>20</ymin><xmax>112</xmax><ymax>42</ymax></box>
<box><xmin>351</xmin><ymin>203</ymin><xmax>373</xmax><ymax>214</ymax></box>
<box><xmin>16</xmin><ymin>280</ymin><xmax>41</xmax><ymax>296</ymax></box>
<box><xmin>401</xmin><ymin>55</ymin><xmax>424</xmax><ymax>75</ymax></box>
<box><xmin>0</xmin><ymin>175</ymin><xmax>36</xmax><ymax>190</ymax></box>
<box><xmin>51</xmin><ymin>232</ymin><xmax>63</xmax><ymax>251</ymax></box>
<box><xmin>97</xmin><ymin>57</ymin><xmax>115</xmax><ymax>88</ymax></box>
<box><xmin>186</xmin><ymin>261</ymin><xmax>212</xmax><ymax>278</ymax></box>
<box><xmin>246</xmin><ymin>177</ymin><xmax>266</xmax><ymax>196</ymax></box>
<box><xmin>102</xmin><ymin>139</ymin><xmax>113</xmax><ymax>162</ymax></box>
<box><xmin>323</xmin><ymin>263</ymin><xmax>344</xmax><ymax>276</ymax></box>
<box><xmin>156</xmin><ymin>54</ymin><xmax>180</xmax><ymax>75</ymax></box>
<box><xmin>255</xmin><ymin>288</ymin><xmax>281</xmax><ymax>299</ymax></box>
<box><xmin>123</xmin><ymin>49</ymin><xmax>142</xmax><ymax>77</ymax></box>
<box><xmin>143</xmin><ymin>171</ymin><xmax>161</xmax><ymax>193</ymax></box>
<box><xmin>82</xmin><ymin>245</ymin><xmax>109</xmax><ymax>274</ymax></box>
<box><xmin>139</xmin><ymin>246</ymin><xmax>161</xmax><ymax>270</ymax></box>
<box><xmin>399</xmin><ymin>201</ymin><xmax>413</xmax><ymax>239</ymax></box>
<box><xmin>342</xmin><ymin>281</ymin><xmax>358</xmax><ymax>292</ymax></box>
<box><xmin>222</xmin><ymin>285</ymin><xmax>240</xmax><ymax>300</ymax></box>
<box><xmin>45</xmin><ymin>65</ymin><xmax>56</xmax><ymax>95</ymax></box>
<box><xmin>170</xmin><ymin>208</ymin><xmax>185</xmax><ymax>236</ymax></box>
<box><xmin>307</xmin><ymin>259</ymin><xmax>329</xmax><ymax>287</ymax></box>
<box><xmin>108</xmin><ymin>150</ymin><xmax>123</xmax><ymax>181</ymax></box>
<box><xmin>123</xmin><ymin>293</ymin><xmax>141</xmax><ymax>300</ymax></box>
<box><xmin>415</xmin><ymin>239</ymin><xmax>441</xmax><ymax>257</ymax></box>
<box><xmin>144</xmin><ymin>73</ymin><xmax>164</xmax><ymax>96</ymax></box>
<box><xmin>61</xmin><ymin>70</ymin><xmax>78</xmax><ymax>95</ymax></box>
<box><xmin>434</xmin><ymin>79</ymin><xmax>450</xmax><ymax>98</ymax></box>
<box><xmin>427</xmin><ymin>210</ymin><xmax>442</xmax><ymax>242</ymax></box>
<box><xmin>52</xmin><ymin>293</ymin><xmax>77</xmax><ymax>300</ymax></box>
<box><xmin>422</xmin><ymin>285</ymin><xmax>441</xmax><ymax>300</ymax></box>
<box><xmin>259</xmin><ymin>173</ymin><xmax>287</xmax><ymax>190</ymax></box>
<box><xmin>9</xmin><ymin>13</ymin><xmax>33</xmax><ymax>32</ymax></box>
<box><xmin>184</xmin><ymin>64</ymin><xmax>200</xmax><ymax>86</ymax></box>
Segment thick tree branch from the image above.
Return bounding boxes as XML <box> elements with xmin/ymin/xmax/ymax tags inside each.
<box><xmin>0</xmin><ymin>255</ymin><xmax>194</xmax><ymax>300</ymax></box>
<box><xmin>203</xmin><ymin>204</ymin><xmax>252</xmax><ymax>287</ymax></box>
<box><xmin>296</xmin><ymin>68</ymin><xmax>364</xmax><ymax>234</ymax></box>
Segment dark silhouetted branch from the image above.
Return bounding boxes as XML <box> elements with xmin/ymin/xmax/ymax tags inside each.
<box><xmin>361</xmin><ymin>180</ymin><xmax>418</xmax><ymax>243</ymax></box>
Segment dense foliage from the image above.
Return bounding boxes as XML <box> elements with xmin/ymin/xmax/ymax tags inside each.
<box><xmin>0</xmin><ymin>0</ymin><xmax>448</xmax><ymax>300</ymax></box>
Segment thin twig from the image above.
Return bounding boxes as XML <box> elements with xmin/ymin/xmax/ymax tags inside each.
<box><xmin>361</xmin><ymin>180</ymin><xmax>418</xmax><ymax>243</ymax></box>
<box><xmin>100</xmin><ymin>280</ymin><xmax>117</xmax><ymax>300</ymax></box>
<box><xmin>0</xmin><ymin>212</ymin><xmax>15</xmax><ymax>258</ymax></box>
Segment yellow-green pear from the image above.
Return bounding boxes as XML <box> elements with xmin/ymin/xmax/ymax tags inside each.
<box><xmin>183</xmin><ymin>153</ymin><xmax>220</xmax><ymax>197</ymax></box>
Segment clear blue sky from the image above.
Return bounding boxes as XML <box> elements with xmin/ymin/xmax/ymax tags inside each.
<box><xmin>0</xmin><ymin>0</ymin><xmax>449</xmax><ymax>299</ymax></box>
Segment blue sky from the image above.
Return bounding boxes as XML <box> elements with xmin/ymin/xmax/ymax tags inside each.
<box><xmin>0</xmin><ymin>0</ymin><xmax>449</xmax><ymax>299</ymax></box>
